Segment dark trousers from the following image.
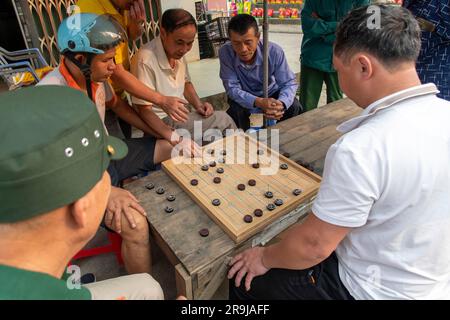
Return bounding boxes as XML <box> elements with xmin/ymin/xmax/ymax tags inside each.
<box><xmin>226</xmin><ymin>91</ymin><xmax>302</xmax><ymax>131</ymax></box>
<box><xmin>229</xmin><ymin>252</ymin><xmax>354</xmax><ymax>300</ymax></box>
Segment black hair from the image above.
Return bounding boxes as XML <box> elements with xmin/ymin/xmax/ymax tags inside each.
<box><xmin>228</xmin><ymin>14</ymin><xmax>259</xmax><ymax>36</ymax></box>
<box><xmin>161</xmin><ymin>8</ymin><xmax>197</xmax><ymax>33</ymax></box>
<box><xmin>334</xmin><ymin>5</ymin><xmax>421</xmax><ymax>70</ymax></box>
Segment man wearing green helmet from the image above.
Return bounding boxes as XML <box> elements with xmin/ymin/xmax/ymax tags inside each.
<box><xmin>0</xmin><ymin>86</ymin><xmax>163</xmax><ymax>299</ymax></box>
<box><xmin>38</xmin><ymin>13</ymin><xmax>200</xmax><ymax>276</ymax></box>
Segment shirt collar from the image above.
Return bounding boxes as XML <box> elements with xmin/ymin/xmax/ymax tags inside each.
<box><xmin>234</xmin><ymin>40</ymin><xmax>263</xmax><ymax>69</ymax></box>
<box><xmin>155</xmin><ymin>37</ymin><xmax>179</xmax><ymax>72</ymax></box>
<box><xmin>337</xmin><ymin>83</ymin><xmax>440</xmax><ymax>133</ymax></box>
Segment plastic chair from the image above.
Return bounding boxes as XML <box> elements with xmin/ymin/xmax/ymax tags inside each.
<box><xmin>71</xmin><ymin>232</ymin><xmax>124</xmax><ymax>265</ymax></box>
<box><xmin>0</xmin><ymin>46</ymin><xmax>51</xmax><ymax>90</ymax></box>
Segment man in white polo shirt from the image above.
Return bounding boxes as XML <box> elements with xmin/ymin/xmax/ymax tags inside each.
<box><xmin>227</xmin><ymin>5</ymin><xmax>450</xmax><ymax>300</ymax></box>
<box><xmin>131</xmin><ymin>8</ymin><xmax>237</xmax><ymax>143</ymax></box>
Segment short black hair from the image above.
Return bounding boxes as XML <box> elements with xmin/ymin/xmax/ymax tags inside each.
<box><xmin>161</xmin><ymin>8</ymin><xmax>197</xmax><ymax>33</ymax></box>
<box><xmin>334</xmin><ymin>5</ymin><xmax>421</xmax><ymax>69</ymax></box>
<box><xmin>228</xmin><ymin>14</ymin><xmax>259</xmax><ymax>36</ymax></box>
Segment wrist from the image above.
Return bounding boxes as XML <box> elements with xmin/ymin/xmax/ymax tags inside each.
<box><xmin>155</xmin><ymin>94</ymin><xmax>166</xmax><ymax>108</ymax></box>
<box><xmin>261</xmin><ymin>247</ymin><xmax>270</xmax><ymax>270</ymax></box>
<box><xmin>254</xmin><ymin>97</ymin><xmax>262</xmax><ymax>109</ymax></box>
<box><xmin>169</xmin><ymin>130</ymin><xmax>182</xmax><ymax>146</ymax></box>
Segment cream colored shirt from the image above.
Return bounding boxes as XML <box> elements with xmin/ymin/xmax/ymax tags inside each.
<box><xmin>130</xmin><ymin>37</ymin><xmax>191</xmax><ymax>119</ymax></box>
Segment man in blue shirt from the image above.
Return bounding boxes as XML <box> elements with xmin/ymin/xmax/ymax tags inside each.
<box><xmin>403</xmin><ymin>0</ymin><xmax>450</xmax><ymax>101</ymax></box>
<box><xmin>219</xmin><ymin>14</ymin><xmax>301</xmax><ymax>131</ymax></box>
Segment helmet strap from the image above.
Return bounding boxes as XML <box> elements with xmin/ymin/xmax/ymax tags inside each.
<box><xmin>64</xmin><ymin>52</ymin><xmax>95</xmax><ymax>101</ymax></box>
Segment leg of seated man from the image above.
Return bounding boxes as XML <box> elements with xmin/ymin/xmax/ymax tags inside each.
<box><xmin>105</xmin><ymin>138</ymin><xmax>173</xmax><ymax>274</ymax></box>
<box><xmin>84</xmin><ymin>273</ymin><xmax>164</xmax><ymax>300</ymax></box>
<box><xmin>225</xmin><ymin>98</ymin><xmax>252</xmax><ymax>131</ymax></box>
<box><xmin>153</xmin><ymin>139</ymin><xmax>173</xmax><ymax>164</ymax></box>
<box><xmin>121</xmin><ymin>216</ymin><xmax>151</xmax><ymax>275</ymax></box>
<box><xmin>105</xmin><ymin>208</ymin><xmax>152</xmax><ymax>274</ymax></box>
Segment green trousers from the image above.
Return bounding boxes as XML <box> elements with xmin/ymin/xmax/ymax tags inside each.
<box><xmin>298</xmin><ymin>64</ymin><xmax>343</xmax><ymax>112</ymax></box>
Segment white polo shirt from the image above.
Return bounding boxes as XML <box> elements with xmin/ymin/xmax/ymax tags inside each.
<box><xmin>130</xmin><ymin>37</ymin><xmax>191</xmax><ymax>119</ymax></box>
<box><xmin>312</xmin><ymin>84</ymin><xmax>450</xmax><ymax>299</ymax></box>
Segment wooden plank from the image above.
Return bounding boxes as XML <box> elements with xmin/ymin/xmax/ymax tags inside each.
<box><xmin>195</xmin><ymin>257</ymin><xmax>230</xmax><ymax>300</ymax></box>
<box><xmin>149</xmin><ymin>224</ymin><xmax>179</xmax><ymax>267</ymax></box>
<box><xmin>175</xmin><ymin>263</ymin><xmax>193</xmax><ymax>300</ymax></box>
<box><xmin>162</xmin><ymin>133</ymin><xmax>321</xmax><ymax>243</ymax></box>
<box><xmin>272</xmin><ymin>98</ymin><xmax>361</xmax><ymax>150</ymax></box>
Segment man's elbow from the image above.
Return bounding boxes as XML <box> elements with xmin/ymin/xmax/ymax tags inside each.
<box><xmin>302</xmin><ymin>236</ymin><xmax>336</xmax><ymax>262</ymax></box>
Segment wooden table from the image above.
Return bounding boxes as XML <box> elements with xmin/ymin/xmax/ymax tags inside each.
<box><xmin>125</xmin><ymin>98</ymin><xmax>361</xmax><ymax>299</ymax></box>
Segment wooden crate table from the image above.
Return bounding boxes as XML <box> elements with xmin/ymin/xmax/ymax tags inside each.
<box><xmin>125</xmin><ymin>98</ymin><xmax>362</xmax><ymax>299</ymax></box>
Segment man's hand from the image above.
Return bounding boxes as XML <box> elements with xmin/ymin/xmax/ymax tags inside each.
<box><xmin>255</xmin><ymin>98</ymin><xmax>285</xmax><ymax>120</ymax></box>
<box><xmin>129</xmin><ymin>0</ymin><xmax>146</xmax><ymax>24</ymax></box>
<box><xmin>195</xmin><ymin>102</ymin><xmax>214</xmax><ymax>118</ymax></box>
<box><xmin>176</xmin><ymin>138</ymin><xmax>202</xmax><ymax>158</ymax></box>
<box><xmin>227</xmin><ymin>247</ymin><xmax>270</xmax><ymax>292</ymax></box>
<box><xmin>161</xmin><ymin>96</ymin><xmax>190</xmax><ymax>123</ymax></box>
<box><xmin>105</xmin><ymin>187</ymin><xmax>146</xmax><ymax>234</ymax></box>
<box><xmin>264</xmin><ymin>103</ymin><xmax>285</xmax><ymax>120</ymax></box>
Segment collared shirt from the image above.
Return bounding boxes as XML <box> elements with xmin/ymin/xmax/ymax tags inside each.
<box><xmin>37</xmin><ymin>59</ymin><xmax>122</xmax><ymax>137</ymax></box>
<box><xmin>76</xmin><ymin>0</ymin><xmax>131</xmax><ymax>93</ymax></box>
<box><xmin>312</xmin><ymin>84</ymin><xmax>450</xmax><ymax>299</ymax></box>
<box><xmin>403</xmin><ymin>0</ymin><xmax>450</xmax><ymax>100</ymax></box>
<box><xmin>219</xmin><ymin>41</ymin><xmax>298</xmax><ymax>112</ymax></box>
<box><xmin>130</xmin><ymin>37</ymin><xmax>191</xmax><ymax>119</ymax></box>
<box><xmin>0</xmin><ymin>264</ymin><xmax>91</xmax><ymax>300</ymax></box>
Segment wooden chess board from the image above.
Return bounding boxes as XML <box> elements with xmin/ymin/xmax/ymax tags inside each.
<box><xmin>162</xmin><ymin>133</ymin><xmax>321</xmax><ymax>243</ymax></box>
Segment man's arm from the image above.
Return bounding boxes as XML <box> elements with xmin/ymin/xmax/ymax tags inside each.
<box><xmin>301</xmin><ymin>0</ymin><xmax>338</xmax><ymax>38</ymax></box>
<box><xmin>272</xmin><ymin>45</ymin><xmax>298</xmax><ymax>110</ymax></box>
<box><xmin>228</xmin><ymin>213</ymin><xmax>350</xmax><ymax>291</ymax></box>
<box><xmin>263</xmin><ymin>214</ymin><xmax>350</xmax><ymax>270</ymax></box>
<box><xmin>127</xmin><ymin>0</ymin><xmax>145</xmax><ymax>40</ymax></box>
<box><xmin>111</xmin><ymin>64</ymin><xmax>189</xmax><ymax>122</ymax></box>
<box><xmin>107</xmin><ymin>96</ymin><xmax>161</xmax><ymax>137</ymax></box>
<box><xmin>134</xmin><ymin>103</ymin><xmax>179</xmax><ymax>144</ymax></box>
<box><xmin>183</xmin><ymin>81</ymin><xmax>202</xmax><ymax>110</ymax></box>
<box><xmin>219</xmin><ymin>46</ymin><xmax>258</xmax><ymax>109</ymax></box>
<box><xmin>183</xmin><ymin>81</ymin><xmax>214</xmax><ymax>118</ymax></box>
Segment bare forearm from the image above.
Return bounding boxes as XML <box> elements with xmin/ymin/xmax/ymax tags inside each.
<box><xmin>183</xmin><ymin>82</ymin><xmax>202</xmax><ymax>109</ymax></box>
<box><xmin>262</xmin><ymin>224</ymin><xmax>329</xmax><ymax>270</ymax></box>
<box><xmin>111</xmin><ymin>65</ymin><xmax>165</xmax><ymax>105</ymax></box>
<box><xmin>137</xmin><ymin>106</ymin><xmax>175</xmax><ymax>142</ymax></box>
<box><xmin>109</xmin><ymin>102</ymin><xmax>159</xmax><ymax>137</ymax></box>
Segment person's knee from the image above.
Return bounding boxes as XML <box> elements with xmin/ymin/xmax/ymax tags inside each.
<box><xmin>154</xmin><ymin>139</ymin><xmax>173</xmax><ymax>164</ymax></box>
<box><xmin>126</xmin><ymin>273</ymin><xmax>164</xmax><ymax>300</ymax></box>
<box><xmin>120</xmin><ymin>209</ymin><xmax>150</xmax><ymax>246</ymax></box>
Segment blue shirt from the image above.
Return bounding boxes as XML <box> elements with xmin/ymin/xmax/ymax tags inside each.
<box><xmin>404</xmin><ymin>0</ymin><xmax>450</xmax><ymax>101</ymax></box>
<box><xmin>219</xmin><ymin>41</ymin><xmax>298</xmax><ymax>112</ymax></box>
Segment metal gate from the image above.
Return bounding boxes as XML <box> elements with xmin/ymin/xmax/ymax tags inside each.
<box><xmin>11</xmin><ymin>0</ymin><xmax>161</xmax><ymax>67</ymax></box>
